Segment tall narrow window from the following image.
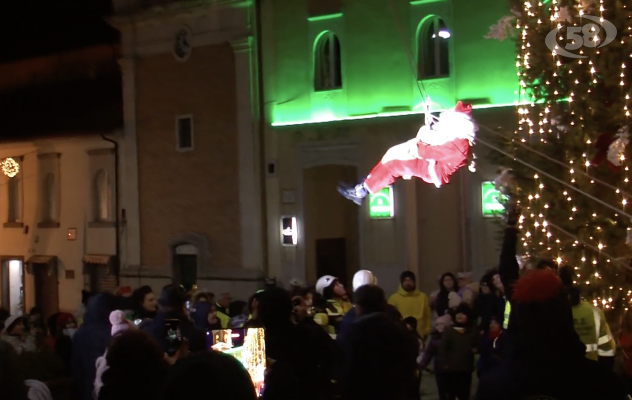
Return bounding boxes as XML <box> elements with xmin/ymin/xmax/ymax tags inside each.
<box><xmin>94</xmin><ymin>170</ymin><xmax>111</xmax><ymax>222</ymax></box>
<box><xmin>314</xmin><ymin>32</ymin><xmax>342</xmax><ymax>91</ymax></box>
<box><xmin>42</xmin><ymin>173</ymin><xmax>57</xmax><ymax>222</ymax></box>
<box><xmin>7</xmin><ymin>177</ymin><xmax>20</xmax><ymax>222</ymax></box>
<box><xmin>418</xmin><ymin>17</ymin><xmax>451</xmax><ymax>79</ymax></box>
<box><xmin>176</xmin><ymin>116</ymin><xmax>194</xmax><ymax>151</ymax></box>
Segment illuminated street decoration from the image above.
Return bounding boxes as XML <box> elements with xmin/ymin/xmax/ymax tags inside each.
<box><xmin>2</xmin><ymin>158</ymin><xmax>19</xmax><ymax>177</ymax></box>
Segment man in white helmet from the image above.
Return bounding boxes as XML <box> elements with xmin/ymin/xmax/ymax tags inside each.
<box><xmin>315</xmin><ymin>275</ymin><xmax>353</xmax><ymax>334</ymax></box>
<box><xmin>337</xmin><ymin>270</ymin><xmax>403</xmax><ymax>343</ymax></box>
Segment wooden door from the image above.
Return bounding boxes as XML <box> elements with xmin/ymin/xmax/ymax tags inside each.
<box><xmin>173</xmin><ymin>254</ymin><xmax>197</xmax><ymax>291</ymax></box>
<box><xmin>33</xmin><ymin>263</ymin><xmax>59</xmax><ymax>321</ymax></box>
<box><xmin>316</xmin><ymin>238</ymin><xmax>347</xmax><ymax>288</ymax></box>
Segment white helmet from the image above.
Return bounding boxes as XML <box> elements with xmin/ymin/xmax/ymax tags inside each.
<box><xmin>352</xmin><ymin>270</ymin><xmax>378</xmax><ymax>291</ymax></box>
<box><xmin>316</xmin><ymin>275</ymin><xmax>337</xmax><ymax>295</ymax></box>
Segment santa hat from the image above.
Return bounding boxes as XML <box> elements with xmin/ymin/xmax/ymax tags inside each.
<box><xmin>109</xmin><ymin>310</ymin><xmax>135</xmax><ymax>337</ymax></box>
<box><xmin>511</xmin><ymin>269</ymin><xmax>574</xmax><ymax>334</ymax></box>
<box><xmin>454</xmin><ymin>101</ymin><xmax>473</xmax><ymax>115</ymax></box>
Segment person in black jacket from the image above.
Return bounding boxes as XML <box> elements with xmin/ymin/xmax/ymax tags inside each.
<box><xmin>477</xmin><ymin>269</ymin><xmax>625</xmax><ymax>400</ymax></box>
<box><xmin>339</xmin><ymin>285</ymin><xmax>417</xmax><ymax>400</ymax></box>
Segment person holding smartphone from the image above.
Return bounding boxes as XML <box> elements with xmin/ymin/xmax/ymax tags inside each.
<box><xmin>143</xmin><ymin>285</ymin><xmax>206</xmax><ymax>355</ymax></box>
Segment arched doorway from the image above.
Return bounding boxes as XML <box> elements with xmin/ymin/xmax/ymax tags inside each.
<box><xmin>303</xmin><ymin>165</ymin><xmax>360</xmax><ymax>288</ymax></box>
<box><xmin>173</xmin><ymin>244</ymin><xmax>198</xmax><ymax>290</ymax></box>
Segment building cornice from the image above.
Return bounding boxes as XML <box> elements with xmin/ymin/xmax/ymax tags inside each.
<box><xmin>108</xmin><ymin>0</ymin><xmax>252</xmax><ymax>29</ymax></box>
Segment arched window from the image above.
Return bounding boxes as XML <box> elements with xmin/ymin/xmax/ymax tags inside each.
<box><xmin>7</xmin><ymin>176</ymin><xmax>20</xmax><ymax>222</ymax></box>
<box><xmin>418</xmin><ymin>17</ymin><xmax>451</xmax><ymax>79</ymax></box>
<box><xmin>42</xmin><ymin>173</ymin><xmax>57</xmax><ymax>222</ymax></box>
<box><xmin>314</xmin><ymin>32</ymin><xmax>342</xmax><ymax>91</ymax></box>
<box><xmin>94</xmin><ymin>170</ymin><xmax>111</xmax><ymax>222</ymax></box>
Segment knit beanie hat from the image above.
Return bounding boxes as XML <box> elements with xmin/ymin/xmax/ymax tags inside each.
<box><xmin>511</xmin><ymin>269</ymin><xmax>574</xmax><ymax>334</ymax></box>
<box><xmin>400</xmin><ymin>271</ymin><xmax>416</xmax><ymax>283</ymax></box>
<box><xmin>435</xmin><ymin>314</ymin><xmax>453</xmax><ymax>327</ymax></box>
<box><xmin>109</xmin><ymin>310</ymin><xmax>135</xmax><ymax>337</ymax></box>
<box><xmin>448</xmin><ymin>291</ymin><xmax>462</xmax><ymax>308</ymax></box>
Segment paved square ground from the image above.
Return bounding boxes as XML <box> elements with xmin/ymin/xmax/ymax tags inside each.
<box><xmin>419</xmin><ymin>371</ymin><xmax>478</xmax><ymax>400</ymax></box>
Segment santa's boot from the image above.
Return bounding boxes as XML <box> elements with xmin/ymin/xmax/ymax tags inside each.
<box><xmin>337</xmin><ymin>181</ymin><xmax>367</xmax><ymax>205</ymax></box>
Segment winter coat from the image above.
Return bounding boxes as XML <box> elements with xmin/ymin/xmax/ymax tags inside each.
<box><xmin>438</xmin><ymin>326</ymin><xmax>480</xmax><ymax>372</ymax></box>
<box><xmin>337</xmin><ymin>303</ymin><xmax>402</xmax><ymax>343</ymax></box>
<box><xmin>477</xmin><ymin>332</ymin><xmax>502</xmax><ymax>377</ymax></box>
<box><xmin>474</xmin><ymin>293</ymin><xmax>505</xmax><ymax>332</ymax></box>
<box><xmin>388</xmin><ymin>287</ymin><xmax>432</xmax><ymax>337</ymax></box>
<box><xmin>339</xmin><ymin>312</ymin><xmax>418</xmax><ymax>400</ymax></box>
<box><xmin>70</xmin><ymin>294</ymin><xmax>116</xmax><ymax>400</ymax></box>
<box><xmin>419</xmin><ymin>330</ymin><xmax>445</xmax><ymax>371</ymax></box>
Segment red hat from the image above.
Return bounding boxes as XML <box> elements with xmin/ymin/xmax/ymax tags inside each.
<box><xmin>454</xmin><ymin>101</ymin><xmax>472</xmax><ymax>115</ymax></box>
<box><xmin>56</xmin><ymin>313</ymin><xmax>74</xmax><ymax>329</ymax></box>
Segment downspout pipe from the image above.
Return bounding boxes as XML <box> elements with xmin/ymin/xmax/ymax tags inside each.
<box><xmin>101</xmin><ymin>132</ymin><xmax>121</xmax><ymax>283</ymax></box>
<box><xmin>254</xmin><ymin>0</ymin><xmax>269</xmax><ymax>278</ymax></box>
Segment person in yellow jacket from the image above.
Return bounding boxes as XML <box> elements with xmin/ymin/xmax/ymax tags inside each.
<box><xmin>388</xmin><ymin>271</ymin><xmax>432</xmax><ymax>338</ymax></box>
<box><xmin>315</xmin><ymin>275</ymin><xmax>353</xmax><ymax>334</ymax></box>
<box><xmin>568</xmin><ymin>287</ymin><xmax>615</xmax><ymax>361</ymax></box>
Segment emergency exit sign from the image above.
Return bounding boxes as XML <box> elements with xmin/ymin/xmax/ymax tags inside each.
<box><xmin>481</xmin><ymin>181</ymin><xmax>506</xmax><ymax>217</ymax></box>
<box><xmin>369</xmin><ymin>186</ymin><xmax>394</xmax><ymax>219</ymax></box>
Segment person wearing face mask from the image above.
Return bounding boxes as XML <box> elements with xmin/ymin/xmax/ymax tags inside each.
<box><xmin>1</xmin><ymin>315</ymin><xmax>37</xmax><ymax>354</ymax></box>
<box><xmin>315</xmin><ymin>275</ymin><xmax>353</xmax><ymax>334</ymax></box>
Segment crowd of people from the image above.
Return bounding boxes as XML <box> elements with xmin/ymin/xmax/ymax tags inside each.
<box><xmin>0</xmin><ymin>205</ymin><xmax>631</xmax><ymax>400</ymax></box>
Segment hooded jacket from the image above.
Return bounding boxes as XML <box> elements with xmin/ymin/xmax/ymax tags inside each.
<box><xmin>70</xmin><ymin>294</ymin><xmax>119</xmax><ymax>400</ymax></box>
<box><xmin>388</xmin><ymin>287</ymin><xmax>431</xmax><ymax>337</ymax></box>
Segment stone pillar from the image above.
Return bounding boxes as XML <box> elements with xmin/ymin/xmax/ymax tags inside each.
<box><xmin>405</xmin><ymin>180</ymin><xmax>420</xmax><ymax>278</ymax></box>
<box><xmin>230</xmin><ymin>37</ymin><xmax>263</xmax><ymax>271</ymax></box>
<box><xmin>118</xmin><ymin>56</ymin><xmax>142</xmax><ymax>268</ymax></box>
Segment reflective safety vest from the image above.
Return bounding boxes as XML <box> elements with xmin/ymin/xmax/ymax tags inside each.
<box><xmin>593</xmin><ymin>306</ymin><xmax>616</xmax><ymax>357</ymax></box>
<box><xmin>503</xmin><ymin>301</ymin><xmax>511</xmax><ymax>329</ymax></box>
<box><xmin>571</xmin><ymin>301</ymin><xmax>614</xmax><ymax>360</ymax></box>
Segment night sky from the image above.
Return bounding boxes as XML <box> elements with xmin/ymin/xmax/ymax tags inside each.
<box><xmin>0</xmin><ymin>0</ymin><xmax>119</xmax><ymax>63</ymax></box>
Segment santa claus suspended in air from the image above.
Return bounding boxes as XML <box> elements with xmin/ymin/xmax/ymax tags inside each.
<box><xmin>337</xmin><ymin>101</ymin><xmax>476</xmax><ymax>204</ymax></box>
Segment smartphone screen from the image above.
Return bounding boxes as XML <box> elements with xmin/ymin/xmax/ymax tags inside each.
<box><xmin>186</xmin><ymin>300</ymin><xmax>190</xmax><ymax>311</ymax></box>
<box><xmin>163</xmin><ymin>319</ymin><xmax>182</xmax><ymax>356</ymax></box>
<box><xmin>211</xmin><ymin>328</ymin><xmax>266</xmax><ymax>396</ymax></box>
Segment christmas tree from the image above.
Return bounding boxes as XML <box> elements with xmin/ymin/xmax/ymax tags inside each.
<box><xmin>485</xmin><ymin>0</ymin><xmax>632</xmax><ymax>313</ymax></box>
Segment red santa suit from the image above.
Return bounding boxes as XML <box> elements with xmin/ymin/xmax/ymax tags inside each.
<box><xmin>364</xmin><ymin>101</ymin><xmax>474</xmax><ymax>193</ymax></box>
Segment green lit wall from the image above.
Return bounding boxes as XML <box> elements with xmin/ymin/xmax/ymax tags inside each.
<box><xmin>265</xmin><ymin>0</ymin><xmax>518</xmax><ymax>127</ymax></box>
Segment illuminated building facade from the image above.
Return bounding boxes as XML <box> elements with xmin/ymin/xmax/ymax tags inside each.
<box><xmin>260</xmin><ymin>0</ymin><xmax>520</xmax><ymax>293</ymax></box>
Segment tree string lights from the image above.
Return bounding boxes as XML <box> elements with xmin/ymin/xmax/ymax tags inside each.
<box><xmin>488</xmin><ymin>0</ymin><xmax>632</xmax><ymax>312</ymax></box>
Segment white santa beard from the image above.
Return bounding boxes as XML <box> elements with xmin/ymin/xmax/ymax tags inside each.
<box><xmin>436</xmin><ymin>111</ymin><xmax>475</xmax><ymax>141</ymax></box>
<box><xmin>417</xmin><ymin>125</ymin><xmax>452</xmax><ymax>146</ymax></box>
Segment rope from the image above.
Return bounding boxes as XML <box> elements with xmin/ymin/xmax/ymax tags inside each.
<box><xmin>476</xmin><ymin>135</ymin><xmax>632</xmax><ymax>220</ymax></box>
<box><xmin>387</xmin><ymin>0</ymin><xmax>632</xmax><ymax>218</ymax></box>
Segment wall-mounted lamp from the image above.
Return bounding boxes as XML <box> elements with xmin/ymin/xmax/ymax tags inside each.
<box><xmin>281</xmin><ymin>216</ymin><xmax>298</xmax><ymax>246</ymax></box>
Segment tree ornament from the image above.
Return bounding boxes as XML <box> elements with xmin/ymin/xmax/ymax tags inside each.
<box><xmin>550</xmin><ymin>117</ymin><xmax>569</xmax><ymax>133</ymax></box>
<box><xmin>591</xmin><ymin>132</ymin><xmax>620</xmax><ymax>172</ymax></box>
<box><xmin>607</xmin><ymin>127</ymin><xmax>629</xmax><ymax>167</ymax></box>
<box><xmin>1</xmin><ymin>158</ymin><xmax>19</xmax><ymax>178</ymax></box>
<box><xmin>493</xmin><ymin>167</ymin><xmax>518</xmax><ymax>197</ymax></box>
<box><xmin>556</xmin><ymin>7</ymin><xmax>573</xmax><ymax>24</ymax></box>
<box><xmin>485</xmin><ymin>15</ymin><xmax>517</xmax><ymax>41</ymax></box>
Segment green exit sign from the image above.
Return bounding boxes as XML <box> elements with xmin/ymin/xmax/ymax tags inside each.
<box><xmin>481</xmin><ymin>181</ymin><xmax>506</xmax><ymax>217</ymax></box>
<box><xmin>369</xmin><ymin>186</ymin><xmax>394</xmax><ymax>219</ymax></box>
